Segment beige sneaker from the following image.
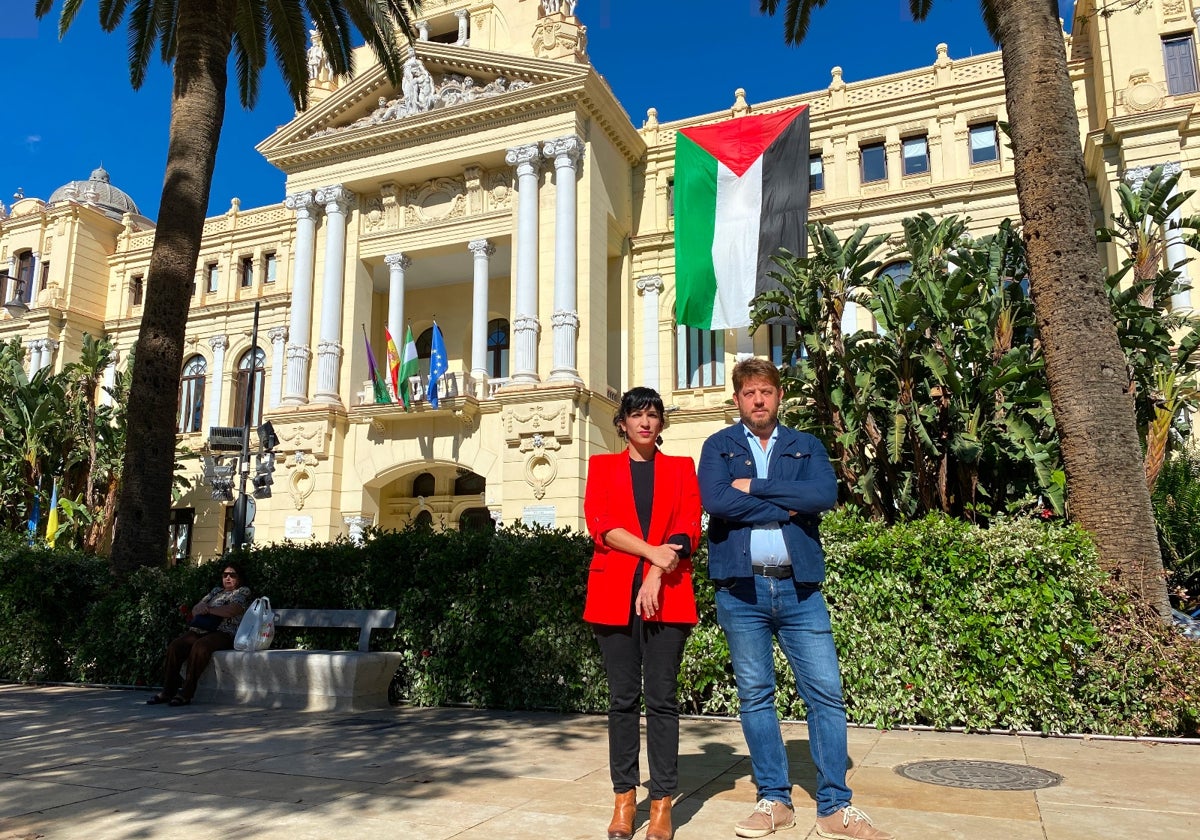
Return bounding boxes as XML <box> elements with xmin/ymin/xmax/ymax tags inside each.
<box><xmin>814</xmin><ymin>805</ymin><xmax>895</xmax><ymax>840</ymax></box>
<box><xmin>734</xmin><ymin>799</ymin><xmax>796</xmax><ymax>838</ymax></box>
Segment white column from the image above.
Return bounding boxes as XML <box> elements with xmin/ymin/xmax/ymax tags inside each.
<box><xmin>506</xmin><ymin>144</ymin><xmax>542</xmax><ymax>384</ymax></box>
<box><xmin>314</xmin><ymin>184</ymin><xmax>353</xmax><ymax>405</ymax></box>
<box><xmin>36</xmin><ymin>338</ymin><xmax>58</xmax><ymax>372</ymax></box>
<box><xmin>636</xmin><ymin>275</ymin><xmax>663</xmax><ymax>391</ymax></box>
<box><xmin>268</xmin><ymin>327</ymin><xmax>288</xmax><ymax>409</ymax></box>
<box><xmin>468</xmin><ymin>239</ymin><xmax>495</xmax><ymax>394</ymax></box>
<box><xmin>208</xmin><ymin>335</ymin><xmax>229</xmax><ymax>431</ymax></box>
<box><xmin>283</xmin><ymin>190</ymin><xmax>321</xmax><ymax>405</ymax></box>
<box><xmin>544</xmin><ymin>135</ymin><xmax>583</xmax><ymax>383</ymax></box>
<box><xmin>455</xmin><ymin>8</ymin><xmax>469</xmax><ymax>45</ymax></box>
<box><xmin>101</xmin><ymin>346</ymin><xmax>120</xmax><ymax>407</ymax></box>
<box><xmin>385</xmin><ymin>252</ymin><xmax>411</xmax><ymax>375</ymax></box>
<box><xmin>1163</xmin><ymin>162</ymin><xmax>1193</xmax><ymax>311</ymax></box>
<box><xmin>841</xmin><ymin>300</ymin><xmax>859</xmax><ymax>334</ymax></box>
<box><xmin>25</xmin><ymin>340</ymin><xmax>39</xmax><ymax>377</ymax></box>
<box><xmin>344</xmin><ymin>514</ymin><xmax>373</xmax><ymax>545</ymax></box>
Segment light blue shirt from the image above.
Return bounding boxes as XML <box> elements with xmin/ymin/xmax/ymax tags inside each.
<box><xmin>744</xmin><ymin>423</ymin><xmax>791</xmax><ymax>568</ymax></box>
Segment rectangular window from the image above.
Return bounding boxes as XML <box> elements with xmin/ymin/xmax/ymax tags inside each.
<box><xmin>240</xmin><ymin>256</ymin><xmax>254</xmax><ymax>288</ymax></box>
<box><xmin>131</xmin><ymin>274</ymin><xmax>144</xmax><ymax>306</ymax></box>
<box><xmin>1164</xmin><ymin>35</ymin><xmax>1200</xmax><ymax>95</ymax></box>
<box><xmin>667</xmin><ymin>177</ymin><xmax>675</xmax><ymax>218</ymax></box>
<box><xmin>0</xmin><ymin>271</ymin><xmax>8</xmax><ymax>303</ymax></box>
<box><xmin>809</xmin><ymin>154</ymin><xmax>824</xmax><ymax>192</ymax></box>
<box><xmin>768</xmin><ymin>323</ymin><xmax>803</xmax><ymax>366</ymax></box>
<box><xmin>168</xmin><ymin>508</ymin><xmax>194</xmax><ymax>563</ymax></box>
<box><xmin>969</xmin><ymin>123</ymin><xmax>1000</xmax><ymax>165</ymax></box>
<box><xmin>675</xmin><ymin>324</ymin><xmax>725</xmax><ymax>389</ymax></box>
<box><xmin>39</xmin><ymin>261</ymin><xmax>50</xmax><ymax>292</ymax></box>
<box><xmin>16</xmin><ymin>252</ymin><xmax>35</xmax><ymax>303</ymax></box>
<box><xmin>205</xmin><ymin>262</ymin><xmax>219</xmax><ymax>293</ymax></box>
<box><xmin>902</xmin><ymin>136</ymin><xmax>930</xmax><ymax>175</ymax></box>
<box><xmin>263</xmin><ymin>252</ymin><xmax>277</xmax><ymax>284</ymax></box>
<box><xmin>860</xmin><ymin>142</ymin><xmax>886</xmax><ymax>183</ymax></box>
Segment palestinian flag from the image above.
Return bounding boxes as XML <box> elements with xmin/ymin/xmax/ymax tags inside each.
<box><xmin>674</xmin><ymin>104</ymin><xmax>810</xmax><ymax>330</ymax></box>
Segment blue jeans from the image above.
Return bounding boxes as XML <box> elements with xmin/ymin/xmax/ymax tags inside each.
<box><xmin>715</xmin><ymin>575</ymin><xmax>852</xmax><ymax>817</ymax></box>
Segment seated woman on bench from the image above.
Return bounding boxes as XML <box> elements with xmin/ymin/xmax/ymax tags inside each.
<box><xmin>147</xmin><ymin>563</ymin><xmax>251</xmax><ymax>707</ymax></box>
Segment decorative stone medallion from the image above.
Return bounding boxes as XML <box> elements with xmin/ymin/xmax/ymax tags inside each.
<box><xmin>895</xmin><ymin>759</ymin><xmax>1062</xmax><ymax>791</ymax></box>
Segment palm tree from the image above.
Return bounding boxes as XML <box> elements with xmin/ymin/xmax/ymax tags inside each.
<box><xmin>761</xmin><ymin>0</ymin><xmax>1171</xmax><ymax>616</ymax></box>
<box><xmin>35</xmin><ymin>0</ymin><xmax>418</xmax><ymax>573</ymax></box>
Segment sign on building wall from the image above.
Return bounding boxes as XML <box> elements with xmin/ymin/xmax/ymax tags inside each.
<box><xmin>284</xmin><ymin>515</ymin><xmax>314</xmax><ymax>540</ymax></box>
<box><xmin>521</xmin><ymin>505</ymin><xmax>556</xmax><ymax>528</ymax></box>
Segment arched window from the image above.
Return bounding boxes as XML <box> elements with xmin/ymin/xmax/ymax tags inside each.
<box><xmin>178</xmin><ymin>355</ymin><xmax>207</xmax><ymax>433</ymax></box>
<box><xmin>14</xmin><ymin>251</ymin><xmax>35</xmax><ymax>304</ymax></box>
<box><xmin>413</xmin><ymin>509</ymin><xmax>433</xmax><ymax>528</ymax></box>
<box><xmin>412</xmin><ymin>472</ymin><xmax>436</xmax><ymax>498</ymax></box>
<box><xmin>454</xmin><ymin>470</ymin><xmax>486</xmax><ymax>496</ymax></box>
<box><xmin>459</xmin><ymin>507</ymin><xmax>495</xmax><ymax>533</ymax></box>
<box><xmin>416</xmin><ymin>327</ymin><xmax>433</xmax><ymax>377</ymax></box>
<box><xmin>486</xmin><ymin>319</ymin><xmax>509</xmax><ymax>378</ymax></box>
<box><xmin>231</xmin><ymin>347</ymin><xmax>266</xmax><ymax>427</ymax></box>
<box><xmin>877</xmin><ymin>261</ymin><xmax>912</xmax><ymax>287</ymax></box>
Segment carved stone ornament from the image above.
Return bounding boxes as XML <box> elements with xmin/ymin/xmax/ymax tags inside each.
<box><xmin>523</xmin><ymin>434</ymin><xmax>559</xmax><ymax>500</ymax></box>
<box><xmin>1162</xmin><ymin>0</ymin><xmax>1185</xmax><ymax>19</ymax></box>
<box><xmin>503</xmin><ymin>403</ymin><xmax>572</xmax><ymax>447</ymax></box>
<box><xmin>409</xmin><ymin>176</ymin><xmax>468</xmax><ymax>223</ymax></box>
<box><xmin>286</xmin><ymin>451</ymin><xmax>320</xmax><ymax>510</ymax></box>
<box><xmin>276</xmin><ymin>420</ymin><xmax>328</xmax><ymax>456</ymax></box>
<box><xmin>531</xmin><ymin>14</ymin><xmax>588</xmax><ymax>61</ymax></box>
<box><xmin>1121</xmin><ymin>70</ymin><xmax>1165</xmax><ymax>114</ymax></box>
<box><xmin>316</xmin><ymin>62</ymin><xmax>533</xmax><ymax>137</ymax></box>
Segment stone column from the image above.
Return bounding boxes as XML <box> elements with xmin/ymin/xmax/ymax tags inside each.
<box><xmin>24</xmin><ymin>340</ymin><xmax>39</xmax><ymax>377</ymax></box>
<box><xmin>455</xmin><ymin>8</ymin><xmax>469</xmax><ymax>45</ymax></box>
<box><xmin>344</xmin><ymin>514</ymin><xmax>374</xmax><ymax>546</ymax></box>
<box><xmin>313</xmin><ymin>184</ymin><xmax>353</xmax><ymax>405</ymax></box>
<box><xmin>385</xmin><ymin>253</ymin><xmax>411</xmax><ymax>398</ymax></box>
<box><xmin>37</xmin><ymin>338</ymin><xmax>58</xmax><ymax>372</ymax></box>
<box><xmin>283</xmin><ymin>190</ymin><xmax>321</xmax><ymax>405</ymax></box>
<box><xmin>101</xmin><ymin>345</ymin><xmax>120</xmax><ymax>407</ymax></box>
<box><xmin>208</xmin><ymin>335</ymin><xmax>229</xmax><ymax>431</ymax></box>
<box><xmin>268</xmin><ymin>327</ymin><xmax>288</xmax><ymax>410</ymax></box>
<box><xmin>506</xmin><ymin>144</ymin><xmax>542</xmax><ymax>384</ymax></box>
<box><xmin>636</xmin><ymin>275</ymin><xmax>663</xmax><ymax>391</ymax></box>
<box><xmin>544</xmin><ymin>135</ymin><xmax>583</xmax><ymax>383</ymax></box>
<box><xmin>468</xmin><ymin>239</ymin><xmax>495</xmax><ymax>395</ymax></box>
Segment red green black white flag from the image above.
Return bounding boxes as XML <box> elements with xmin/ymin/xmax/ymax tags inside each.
<box><xmin>674</xmin><ymin>104</ymin><xmax>810</xmax><ymax>330</ymax></box>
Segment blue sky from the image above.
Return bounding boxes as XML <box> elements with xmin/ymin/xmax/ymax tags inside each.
<box><xmin>0</xmin><ymin>0</ymin><xmax>1075</xmax><ymax>220</ymax></box>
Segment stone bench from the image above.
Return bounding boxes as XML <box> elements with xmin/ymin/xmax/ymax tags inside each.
<box><xmin>195</xmin><ymin>608</ymin><xmax>402</xmax><ymax>711</ymax></box>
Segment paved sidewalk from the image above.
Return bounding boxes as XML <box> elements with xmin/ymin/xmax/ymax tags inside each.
<box><xmin>0</xmin><ymin>684</ymin><xmax>1196</xmax><ymax>839</ymax></box>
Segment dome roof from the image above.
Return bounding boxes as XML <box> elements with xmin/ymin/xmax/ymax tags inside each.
<box><xmin>49</xmin><ymin>166</ymin><xmax>140</xmax><ymax>220</ymax></box>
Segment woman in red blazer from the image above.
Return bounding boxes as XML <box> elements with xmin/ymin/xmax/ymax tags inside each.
<box><xmin>584</xmin><ymin>387</ymin><xmax>701</xmax><ymax>840</ymax></box>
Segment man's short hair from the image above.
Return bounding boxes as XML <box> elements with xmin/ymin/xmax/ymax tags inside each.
<box><xmin>731</xmin><ymin>357</ymin><xmax>781</xmax><ymax>392</ymax></box>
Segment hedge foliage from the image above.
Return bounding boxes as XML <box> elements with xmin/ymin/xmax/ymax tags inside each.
<box><xmin>0</xmin><ymin>515</ymin><xmax>1196</xmax><ymax>735</ymax></box>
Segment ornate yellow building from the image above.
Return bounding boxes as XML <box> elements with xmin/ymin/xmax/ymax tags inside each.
<box><xmin>1</xmin><ymin>0</ymin><xmax>1196</xmax><ymax>559</ymax></box>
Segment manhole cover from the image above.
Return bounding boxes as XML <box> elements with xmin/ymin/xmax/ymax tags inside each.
<box><xmin>895</xmin><ymin>759</ymin><xmax>1062</xmax><ymax>790</ymax></box>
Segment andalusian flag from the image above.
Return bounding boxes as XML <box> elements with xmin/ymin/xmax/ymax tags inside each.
<box><xmin>385</xmin><ymin>327</ymin><xmax>401</xmax><ymax>399</ymax></box>
<box><xmin>398</xmin><ymin>326</ymin><xmax>419</xmax><ymax>410</ymax></box>
<box><xmin>674</xmin><ymin>105</ymin><xmax>810</xmax><ymax>330</ymax></box>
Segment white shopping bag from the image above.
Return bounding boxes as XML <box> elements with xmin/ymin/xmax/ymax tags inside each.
<box><xmin>234</xmin><ymin>596</ymin><xmax>276</xmax><ymax>651</ymax></box>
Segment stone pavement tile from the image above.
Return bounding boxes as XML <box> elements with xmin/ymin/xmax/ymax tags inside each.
<box><xmin>1039</xmin><ymin>802</ymin><xmax>1200</xmax><ymax>839</ymax></box>
<box><xmin>1033</xmin><ymin>756</ymin><xmax>1200</xmax><ymax>814</ymax></box>
<box><xmin>840</xmin><ymin>765</ymin><xmax>1042</xmax><ymax>821</ymax></box>
<box><xmin>863</xmin><ymin>731</ymin><xmax>1029</xmax><ymax>765</ymax></box>
<box><xmin>20</xmin><ymin>764</ymin><xmax>219</xmax><ymax>792</ymax></box>
<box><xmin>0</xmin><ymin>779</ymin><xmax>119</xmax><ymax>819</ymax></box>
<box><xmin>314</xmin><ymin>788</ymin><xmax>510</xmax><ymax>829</ymax></box>
<box><xmin>446</xmin><ymin>802</ymin><xmax>611</xmax><ymax>840</ymax></box>
<box><xmin>1021</xmin><ymin>735</ymin><xmax>1200</xmax><ymax>766</ymax></box>
<box><xmin>0</xmin><ymin>787</ymin><xmax>320</xmax><ymax>840</ymax></box>
<box><xmin>237</xmin><ymin>747</ymin><xmax>421</xmax><ymax>783</ymax></box>
<box><xmin>800</xmin><ymin>806</ymin><xmax>1048</xmax><ymax>840</ymax></box>
<box><xmin>378</xmin><ymin>772</ymin><xmax>574</xmax><ymax>805</ymax></box>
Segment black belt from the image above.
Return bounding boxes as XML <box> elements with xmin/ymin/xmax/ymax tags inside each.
<box><xmin>751</xmin><ymin>563</ymin><xmax>793</xmax><ymax>579</ymax></box>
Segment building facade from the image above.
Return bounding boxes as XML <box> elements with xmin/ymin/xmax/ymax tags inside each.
<box><xmin>1</xmin><ymin>0</ymin><xmax>1196</xmax><ymax>560</ymax></box>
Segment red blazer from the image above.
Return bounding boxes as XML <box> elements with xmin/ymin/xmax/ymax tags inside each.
<box><xmin>583</xmin><ymin>452</ymin><xmax>702</xmax><ymax>626</ymax></box>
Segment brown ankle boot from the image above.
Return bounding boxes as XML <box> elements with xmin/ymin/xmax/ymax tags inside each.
<box><xmin>646</xmin><ymin>796</ymin><xmax>673</xmax><ymax>840</ymax></box>
<box><xmin>607</xmin><ymin>789</ymin><xmax>636</xmax><ymax>840</ymax></box>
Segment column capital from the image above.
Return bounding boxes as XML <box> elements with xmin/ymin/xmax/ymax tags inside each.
<box><xmin>285</xmin><ymin>190</ymin><xmax>320</xmax><ymax>218</ymax></box>
<box><xmin>45</xmin><ymin>338</ymin><xmax>60</xmax><ymax>352</ymax></box>
<box><xmin>385</xmin><ymin>252</ymin><xmax>412</xmax><ymax>270</ymax></box>
<box><xmin>268</xmin><ymin>326</ymin><xmax>288</xmax><ymax>344</ymax></box>
<box><xmin>286</xmin><ymin>344</ymin><xmax>312</xmax><ymax>362</ymax></box>
<box><xmin>552</xmin><ymin>309</ymin><xmax>579</xmax><ymax>329</ymax></box>
<box><xmin>468</xmin><ymin>238</ymin><xmax>496</xmax><ymax>257</ymax></box>
<box><xmin>543</xmin><ymin>134</ymin><xmax>584</xmax><ymax>167</ymax></box>
<box><xmin>636</xmin><ymin>274</ymin><xmax>664</xmax><ymax>295</ymax></box>
<box><xmin>209</xmin><ymin>334</ymin><xmax>230</xmax><ymax>351</ymax></box>
<box><xmin>514</xmin><ymin>314</ymin><xmax>541</xmax><ymax>333</ymax></box>
<box><xmin>506</xmin><ymin>144</ymin><xmax>543</xmax><ymax>175</ymax></box>
<box><xmin>315</xmin><ymin>184</ymin><xmax>354</xmax><ymax>214</ymax></box>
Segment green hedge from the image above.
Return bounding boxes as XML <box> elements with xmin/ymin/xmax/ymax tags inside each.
<box><xmin>0</xmin><ymin>515</ymin><xmax>1195</xmax><ymax>735</ymax></box>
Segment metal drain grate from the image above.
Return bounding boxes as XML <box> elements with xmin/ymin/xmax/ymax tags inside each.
<box><xmin>895</xmin><ymin>759</ymin><xmax>1062</xmax><ymax>791</ymax></box>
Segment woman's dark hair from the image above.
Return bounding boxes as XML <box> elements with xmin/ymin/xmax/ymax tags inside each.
<box><xmin>614</xmin><ymin>387</ymin><xmax>666</xmax><ymax>440</ymax></box>
<box><xmin>219</xmin><ymin>561</ymin><xmax>248</xmax><ymax>588</ymax></box>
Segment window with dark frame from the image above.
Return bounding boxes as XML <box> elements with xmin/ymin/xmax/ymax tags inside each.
<box><xmin>412</xmin><ymin>472</ymin><xmax>436</xmax><ymax>497</ymax></box>
<box><xmin>768</xmin><ymin>323</ymin><xmax>802</xmax><ymax>366</ymax></box>
<box><xmin>486</xmin><ymin>318</ymin><xmax>510</xmax><ymax>378</ymax></box>
<box><xmin>860</xmin><ymin>142</ymin><xmax>887</xmax><ymax>183</ymax></box>
<box><xmin>205</xmin><ymin>262</ymin><xmax>219</xmax><ymax>293</ymax></box>
<box><xmin>240</xmin><ymin>256</ymin><xmax>254</xmax><ymax>288</ymax></box>
<box><xmin>169</xmin><ymin>508</ymin><xmax>195</xmax><ymax>562</ymax></box>
<box><xmin>131</xmin><ymin>275</ymin><xmax>144</xmax><ymax>306</ymax></box>
<box><xmin>39</xmin><ymin>261</ymin><xmax>50</xmax><ymax>293</ymax></box>
<box><xmin>902</xmin><ymin>136</ymin><xmax>930</xmax><ymax>175</ymax></box>
<box><xmin>667</xmin><ymin>177</ymin><xmax>675</xmax><ymax>217</ymax></box>
<box><xmin>969</xmin><ymin>123</ymin><xmax>1000</xmax><ymax>165</ymax></box>
<box><xmin>1164</xmin><ymin>34</ymin><xmax>1200</xmax><ymax>95</ymax></box>
<box><xmin>231</xmin><ymin>347</ymin><xmax>266</xmax><ymax>427</ymax></box>
<box><xmin>16</xmin><ymin>251</ymin><xmax>35</xmax><ymax>303</ymax></box>
<box><xmin>0</xmin><ymin>271</ymin><xmax>8</xmax><ymax>303</ymax></box>
<box><xmin>177</xmin><ymin>355</ymin><xmax>207</xmax><ymax>433</ymax></box>
<box><xmin>263</xmin><ymin>252</ymin><xmax>277</xmax><ymax>284</ymax></box>
<box><xmin>675</xmin><ymin>319</ymin><xmax>725</xmax><ymax>389</ymax></box>
<box><xmin>809</xmin><ymin>154</ymin><xmax>824</xmax><ymax>192</ymax></box>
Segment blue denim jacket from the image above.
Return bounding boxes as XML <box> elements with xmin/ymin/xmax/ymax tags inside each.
<box><xmin>699</xmin><ymin>422</ymin><xmax>838</xmax><ymax>583</ymax></box>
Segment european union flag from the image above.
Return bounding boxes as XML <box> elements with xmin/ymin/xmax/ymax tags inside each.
<box><xmin>428</xmin><ymin>322</ymin><xmax>448</xmax><ymax>409</ymax></box>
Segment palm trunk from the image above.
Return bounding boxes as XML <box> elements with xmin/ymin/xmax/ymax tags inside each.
<box><xmin>109</xmin><ymin>1</ymin><xmax>231</xmax><ymax>574</ymax></box>
<box><xmin>993</xmin><ymin>0</ymin><xmax>1170</xmax><ymax>616</ymax></box>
